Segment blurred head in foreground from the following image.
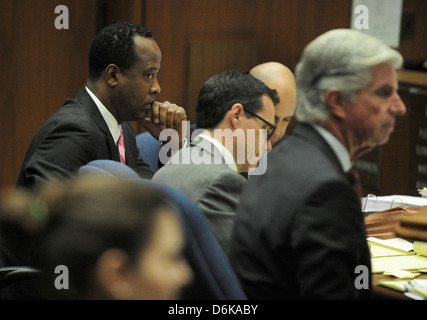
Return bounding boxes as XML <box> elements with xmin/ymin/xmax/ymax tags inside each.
<box><xmin>295</xmin><ymin>28</ymin><xmax>406</xmax><ymax>159</ymax></box>
<box><xmin>0</xmin><ymin>175</ymin><xmax>192</xmax><ymax>300</ymax></box>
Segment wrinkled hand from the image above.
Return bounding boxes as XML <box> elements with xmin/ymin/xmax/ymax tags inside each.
<box><xmin>140</xmin><ymin>101</ymin><xmax>187</xmax><ymax>148</ymax></box>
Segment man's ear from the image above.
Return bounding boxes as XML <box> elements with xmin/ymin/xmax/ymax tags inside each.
<box><xmin>324</xmin><ymin>89</ymin><xmax>347</xmax><ymax>120</ymax></box>
<box><xmin>228</xmin><ymin>103</ymin><xmax>244</xmax><ymax>129</ymax></box>
<box><xmin>105</xmin><ymin>64</ymin><xmax>119</xmax><ymax>87</ymax></box>
<box><xmin>95</xmin><ymin>248</ymin><xmax>134</xmax><ymax>300</ymax></box>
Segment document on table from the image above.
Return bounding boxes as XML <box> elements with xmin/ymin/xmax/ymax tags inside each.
<box><xmin>370</xmin><ymin>239</ymin><xmax>427</xmax><ymax>274</ymax></box>
<box><xmin>362</xmin><ymin>194</ymin><xmax>427</xmax><ymax>212</ymax></box>
<box><xmin>368</xmin><ymin>237</ymin><xmax>414</xmax><ymax>258</ymax></box>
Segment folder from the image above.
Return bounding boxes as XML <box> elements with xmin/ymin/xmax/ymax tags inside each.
<box><xmin>362</xmin><ymin>194</ymin><xmax>427</xmax><ymax>213</ymax></box>
<box><xmin>364</xmin><ymin>206</ymin><xmax>421</xmax><ymax>240</ymax></box>
<box><xmin>395</xmin><ymin>209</ymin><xmax>427</xmax><ymax>242</ymax></box>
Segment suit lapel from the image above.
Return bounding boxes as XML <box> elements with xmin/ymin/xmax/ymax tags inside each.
<box><xmin>296</xmin><ymin>123</ymin><xmax>361</xmax><ymax>196</ymax></box>
<box><xmin>122</xmin><ymin>122</ymin><xmax>137</xmax><ymax>167</ymax></box>
<box><xmin>76</xmin><ymin>87</ymin><xmax>120</xmax><ymax>161</ymax></box>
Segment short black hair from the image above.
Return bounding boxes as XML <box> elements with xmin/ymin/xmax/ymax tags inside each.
<box><xmin>88</xmin><ymin>21</ymin><xmax>154</xmax><ymax>79</ymax></box>
<box><xmin>196</xmin><ymin>70</ymin><xmax>279</xmax><ymax>129</ymax></box>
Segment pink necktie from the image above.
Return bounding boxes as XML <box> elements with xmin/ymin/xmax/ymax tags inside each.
<box><xmin>117</xmin><ymin>131</ymin><xmax>126</xmax><ymax>164</ymax></box>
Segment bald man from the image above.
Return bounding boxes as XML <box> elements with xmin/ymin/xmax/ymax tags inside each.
<box><xmin>250</xmin><ymin>62</ymin><xmax>297</xmax><ymax>146</ymax></box>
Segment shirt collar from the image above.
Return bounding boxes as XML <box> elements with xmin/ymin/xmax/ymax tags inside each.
<box><xmin>312</xmin><ymin>124</ymin><xmax>352</xmax><ymax>172</ymax></box>
<box><xmin>86</xmin><ymin>86</ymin><xmax>122</xmax><ymax>143</ymax></box>
<box><xmin>198</xmin><ymin>133</ymin><xmax>238</xmax><ymax>172</ymax></box>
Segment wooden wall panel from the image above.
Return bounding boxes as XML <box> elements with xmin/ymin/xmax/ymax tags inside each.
<box><xmin>144</xmin><ymin>0</ymin><xmax>354</xmax><ymax>121</ymax></box>
<box><xmin>186</xmin><ymin>39</ymin><xmax>258</xmax><ymax>122</ymax></box>
<box><xmin>3</xmin><ymin>0</ymin><xmax>426</xmax><ymax>192</ymax></box>
<box><xmin>104</xmin><ymin>0</ymin><xmax>145</xmax><ymax>26</ymax></box>
<box><xmin>0</xmin><ymin>0</ymin><xmax>16</xmax><ymax>191</ymax></box>
<box><xmin>0</xmin><ymin>0</ymin><xmax>97</xmax><ymax>190</ymax></box>
<box><xmin>400</xmin><ymin>0</ymin><xmax>427</xmax><ymax>62</ymax></box>
<box><xmin>253</xmin><ymin>0</ymin><xmax>352</xmax><ymax>71</ymax></box>
<box><xmin>144</xmin><ymin>0</ymin><xmax>258</xmax><ymax>121</ymax></box>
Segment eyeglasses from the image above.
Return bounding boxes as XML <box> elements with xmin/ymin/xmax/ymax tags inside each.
<box><xmin>244</xmin><ymin>108</ymin><xmax>276</xmax><ymax>141</ymax></box>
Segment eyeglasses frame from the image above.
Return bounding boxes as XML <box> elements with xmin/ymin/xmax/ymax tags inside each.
<box><xmin>243</xmin><ymin>108</ymin><xmax>277</xmax><ymax>141</ymax></box>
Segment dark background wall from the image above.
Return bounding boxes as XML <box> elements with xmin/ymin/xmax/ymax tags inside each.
<box><xmin>1</xmin><ymin>0</ymin><xmax>426</xmax><ymax>191</ymax></box>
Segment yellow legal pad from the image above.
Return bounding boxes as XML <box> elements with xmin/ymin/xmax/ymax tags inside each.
<box><xmin>369</xmin><ymin>243</ymin><xmax>414</xmax><ymax>258</ymax></box>
<box><xmin>370</xmin><ymin>240</ymin><xmax>427</xmax><ymax>274</ymax></box>
<box><xmin>372</xmin><ymin>255</ymin><xmax>427</xmax><ymax>273</ymax></box>
<box><xmin>378</xmin><ymin>280</ymin><xmax>407</xmax><ymax>292</ymax></box>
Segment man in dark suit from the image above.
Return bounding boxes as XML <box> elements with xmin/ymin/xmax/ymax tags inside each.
<box><xmin>16</xmin><ymin>22</ymin><xmax>187</xmax><ymax>190</ymax></box>
<box><xmin>229</xmin><ymin>29</ymin><xmax>407</xmax><ymax>299</ymax></box>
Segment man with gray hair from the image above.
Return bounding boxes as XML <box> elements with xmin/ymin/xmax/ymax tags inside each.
<box><xmin>229</xmin><ymin>29</ymin><xmax>406</xmax><ymax>299</ymax></box>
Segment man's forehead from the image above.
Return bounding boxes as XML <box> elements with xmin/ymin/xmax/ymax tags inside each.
<box><xmin>261</xmin><ymin>95</ymin><xmax>276</xmax><ymax>119</ymax></box>
<box><xmin>275</xmin><ymin>96</ymin><xmax>296</xmax><ymax>118</ymax></box>
<box><xmin>366</xmin><ymin>64</ymin><xmax>397</xmax><ymax>89</ymax></box>
<box><xmin>134</xmin><ymin>36</ymin><xmax>161</xmax><ymax>61</ymax></box>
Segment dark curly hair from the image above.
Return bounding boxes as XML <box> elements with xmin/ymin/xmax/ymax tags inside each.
<box><xmin>88</xmin><ymin>21</ymin><xmax>154</xmax><ymax>79</ymax></box>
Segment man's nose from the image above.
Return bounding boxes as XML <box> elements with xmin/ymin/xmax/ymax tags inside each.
<box><xmin>391</xmin><ymin>91</ymin><xmax>406</xmax><ymax>116</ymax></box>
<box><xmin>151</xmin><ymin>78</ymin><xmax>161</xmax><ymax>95</ymax></box>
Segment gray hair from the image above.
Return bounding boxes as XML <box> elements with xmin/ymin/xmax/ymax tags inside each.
<box><xmin>295</xmin><ymin>29</ymin><xmax>403</xmax><ymax>124</ymax></box>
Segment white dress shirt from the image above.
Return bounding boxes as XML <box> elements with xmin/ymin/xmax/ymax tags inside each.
<box><xmin>312</xmin><ymin>124</ymin><xmax>352</xmax><ymax>173</ymax></box>
<box><xmin>198</xmin><ymin>133</ymin><xmax>238</xmax><ymax>172</ymax></box>
<box><xmin>86</xmin><ymin>86</ymin><xmax>123</xmax><ymax>145</ymax></box>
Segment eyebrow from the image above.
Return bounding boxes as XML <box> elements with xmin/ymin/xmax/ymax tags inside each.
<box><xmin>275</xmin><ymin>114</ymin><xmax>295</xmax><ymax>120</ymax></box>
<box><xmin>146</xmin><ymin>66</ymin><xmax>160</xmax><ymax>72</ymax></box>
<box><xmin>376</xmin><ymin>83</ymin><xmax>398</xmax><ymax>91</ymax></box>
<box><xmin>374</xmin><ymin>84</ymin><xmax>394</xmax><ymax>93</ymax></box>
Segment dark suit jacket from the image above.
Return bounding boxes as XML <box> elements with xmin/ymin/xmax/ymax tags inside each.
<box><xmin>16</xmin><ymin>87</ymin><xmax>153</xmax><ymax>190</ymax></box>
<box><xmin>230</xmin><ymin>123</ymin><xmax>371</xmax><ymax>300</ymax></box>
